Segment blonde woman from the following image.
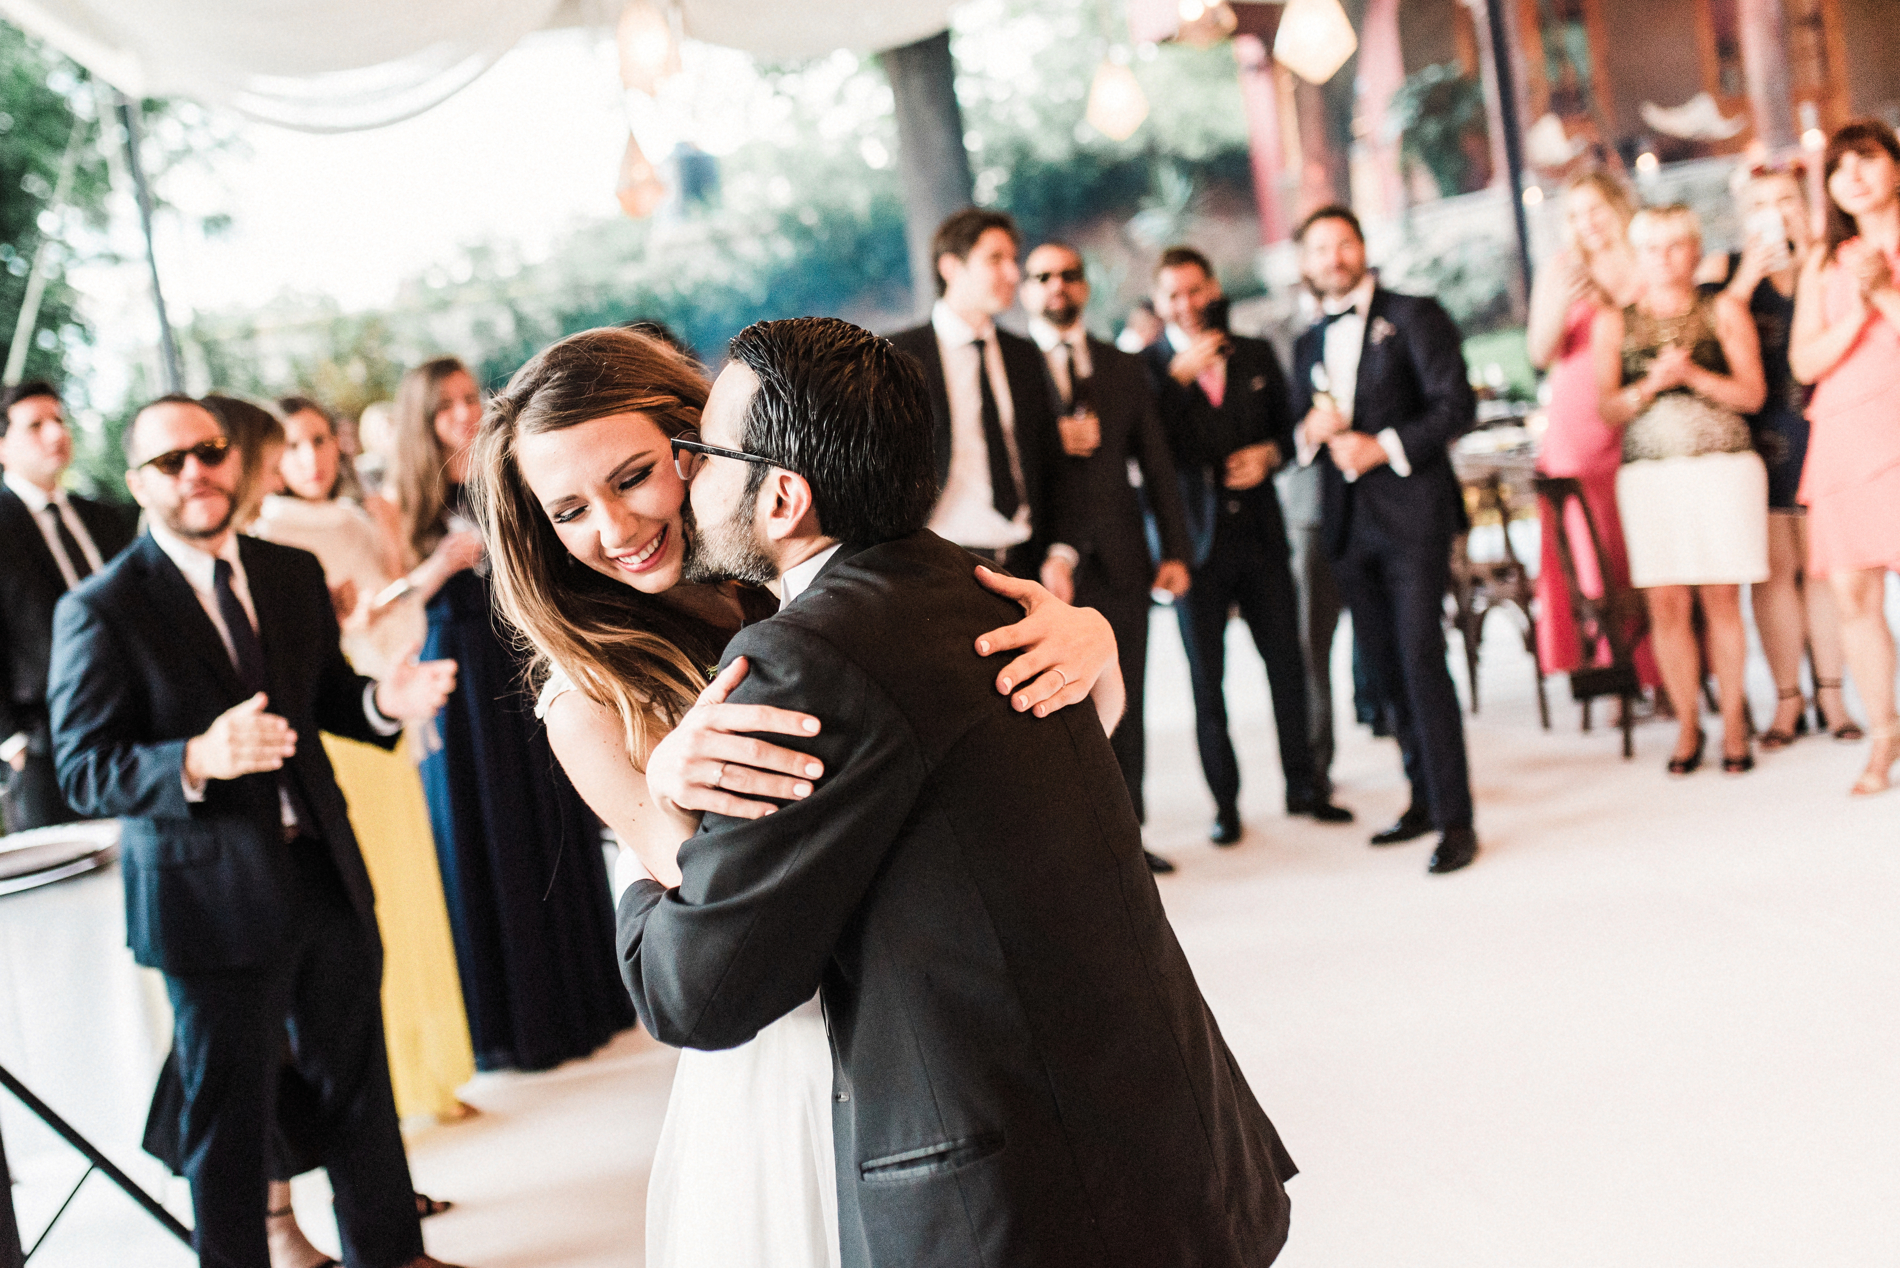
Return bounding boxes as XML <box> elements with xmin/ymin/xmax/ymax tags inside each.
<box><xmin>1790</xmin><ymin>119</ymin><xmax>1900</xmax><ymax>796</ymax></box>
<box><xmin>1594</xmin><ymin>205</ymin><xmax>1768</xmax><ymax>775</ymax></box>
<box><xmin>1527</xmin><ymin>171</ymin><xmax>1660</xmax><ymax>689</ymax></box>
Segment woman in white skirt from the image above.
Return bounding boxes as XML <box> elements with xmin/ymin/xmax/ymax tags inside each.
<box><xmin>1594</xmin><ymin>204</ymin><xmax>1768</xmax><ymax>775</ymax></box>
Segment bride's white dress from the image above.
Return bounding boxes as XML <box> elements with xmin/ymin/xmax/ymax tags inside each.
<box><xmin>537</xmin><ymin>670</ymin><xmax>840</xmax><ymax>1268</ymax></box>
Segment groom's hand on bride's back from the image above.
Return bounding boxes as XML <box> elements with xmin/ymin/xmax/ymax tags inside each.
<box><xmin>645</xmin><ymin>657</ymin><xmax>826</xmax><ymax>825</ymax></box>
<box><xmin>973</xmin><ymin>566</ymin><xmax>1122</xmax><ymax>726</ymax></box>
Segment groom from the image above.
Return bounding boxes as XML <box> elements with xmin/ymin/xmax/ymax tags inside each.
<box><xmin>623</xmin><ymin>317</ymin><xmax>1295</xmax><ymax>1266</ymax></box>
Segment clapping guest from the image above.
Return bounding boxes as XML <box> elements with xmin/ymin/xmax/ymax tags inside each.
<box><xmin>1713</xmin><ymin>167</ymin><xmax>1854</xmax><ymax>749</ymax></box>
<box><xmin>1789</xmin><ymin>120</ymin><xmax>1900</xmax><ymax>796</ymax></box>
<box><xmin>1526</xmin><ymin>172</ymin><xmax>1659</xmax><ymax>691</ymax></box>
<box><xmin>1594</xmin><ymin>205</ymin><xmax>1768</xmax><ymax>776</ymax></box>
<box><xmin>389</xmin><ymin>357</ymin><xmax>634</xmax><ymax>1071</ymax></box>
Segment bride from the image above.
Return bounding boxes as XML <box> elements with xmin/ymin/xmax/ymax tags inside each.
<box><xmin>466</xmin><ymin>325</ymin><xmax>1119</xmax><ymax>1266</ymax></box>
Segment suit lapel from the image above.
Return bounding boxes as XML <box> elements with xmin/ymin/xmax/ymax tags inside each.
<box><xmin>135</xmin><ymin>534</ymin><xmax>248</xmax><ymax>701</ymax></box>
<box><xmin>914</xmin><ymin>334</ymin><xmax>953</xmax><ymax>491</ymax></box>
<box><xmin>1351</xmin><ymin>288</ymin><xmax>1387</xmax><ymax>426</ymax></box>
<box><xmin>239</xmin><ymin>538</ymin><xmax>294</xmax><ymax>704</ymax></box>
<box><xmin>0</xmin><ymin>486</ymin><xmax>72</xmax><ymax>596</ymax></box>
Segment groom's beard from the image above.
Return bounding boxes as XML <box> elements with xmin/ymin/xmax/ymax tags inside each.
<box><xmin>680</xmin><ymin>494</ymin><xmax>778</xmax><ymax>586</ymax></box>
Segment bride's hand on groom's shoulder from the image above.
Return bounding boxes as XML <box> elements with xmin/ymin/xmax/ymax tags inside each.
<box><xmin>646</xmin><ymin>657</ymin><xmax>827</xmax><ymax>826</ymax></box>
<box><xmin>973</xmin><ymin>567</ymin><xmax>1122</xmax><ymax>728</ymax></box>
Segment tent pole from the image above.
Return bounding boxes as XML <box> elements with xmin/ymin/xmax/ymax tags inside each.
<box><xmin>114</xmin><ymin>92</ymin><xmax>183</xmax><ymax>393</ymax></box>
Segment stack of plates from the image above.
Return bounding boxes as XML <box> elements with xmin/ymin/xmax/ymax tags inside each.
<box><xmin>0</xmin><ymin>820</ymin><xmax>119</xmax><ymax>897</ymax></box>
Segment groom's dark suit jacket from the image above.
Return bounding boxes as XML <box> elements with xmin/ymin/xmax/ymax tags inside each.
<box><xmin>618</xmin><ymin>530</ymin><xmax>1294</xmax><ymax>1268</ymax></box>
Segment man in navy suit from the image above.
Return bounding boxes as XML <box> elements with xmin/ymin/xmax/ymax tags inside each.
<box><xmin>1143</xmin><ymin>246</ymin><xmax>1352</xmax><ymax>845</ymax></box>
<box><xmin>0</xmin><ymin>380</ymin><xmax>135</xmax><ymax>831</ymax></box>
<box><xmin>1289</xmin><ymin>206</ymin><xmax>1480</xmax><ymax>874</ymax></box>
<box><xmin>49</xmin><ymin>396</ymin><xmax>465</xmax><ymax>1267</ymax></box>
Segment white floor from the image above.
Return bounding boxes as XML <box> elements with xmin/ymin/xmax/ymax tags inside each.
<box><xmin>4</xmin><ymin>590</ymin><xmax>1898</xmax><ymax>1267</ymax></box>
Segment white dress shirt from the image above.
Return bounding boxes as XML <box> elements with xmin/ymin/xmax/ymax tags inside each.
<box><xmin>1298</xmin><ymin>274</ymin><xmax>1412</xmax><ymax>481</ymax></box>
<box><xmin>1027</xmin><ymin>316</ymin><xmax>1093</xmax><ymax>405</ymax></box>
<box><xmin>6</xmin><ymin>470</ymin><xmax>104</xmax><ymax>588</ymax></box>
<box><xmin>150</xmin><ymin>524</ymin><xmax>396</xmax><ymax>811</ymax></box>
<box><xmin>925</xmin><ymin>301</ymin><xmax>1031</xmax><ymax>552</ymax></box>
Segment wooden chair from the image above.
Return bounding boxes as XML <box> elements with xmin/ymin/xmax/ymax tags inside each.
<box><xmin>1447</xmin><ymin>471</ymin><xmax>1547</xmax><ymax>728</ymax></box>
<box><xmin>1533</xmin><ymin>476</ymin><xmax>1648</xmax><ymax>758</ymax></box>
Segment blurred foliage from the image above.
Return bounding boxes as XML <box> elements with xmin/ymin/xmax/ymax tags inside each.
<box><xmin>0</xmin><ymin>19</ymin><xmax>238</xmax><ymax>500</ymax></box>
<box><xmin>179</xmin><ymin>0</ymin><xmax>1258</xmax><ymax>402</ymax></box>
<box><xmin>1388</xmin><ymin>62</ymin><xmax>1489</xmax><ymax>199</ymax></box>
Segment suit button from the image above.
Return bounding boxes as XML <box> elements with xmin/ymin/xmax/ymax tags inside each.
<box><xmin>836</xmin><ymin>1091</ymin><xmax>850</xmax><ymax>1103</ymax></box>
<box><xmin>1224</xmin><ymin>499</ymin><xmax>1243</xmax><ymax>515</ymax></box>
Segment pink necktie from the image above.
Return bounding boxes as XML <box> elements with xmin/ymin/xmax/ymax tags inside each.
<box><xmin>1197</xmin><ymin>360</ymin><xmax>1226</xmax><ymax>409</ymax></box>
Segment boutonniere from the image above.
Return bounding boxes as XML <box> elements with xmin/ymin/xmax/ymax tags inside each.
<box><xmin>1369</xmin><ymin>317</ymin><xmax>1398</xmax><ymax>347</ymax></box>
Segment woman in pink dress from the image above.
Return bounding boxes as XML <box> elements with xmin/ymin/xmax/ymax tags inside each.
<box><xmin>1527</xmin><ymin>171</ymin><xmax>1659</xmax><ymax>689</ymax></box>
<box><xmin>1791</xmin><ymin>120</ymin><xmax>1900</xmax><ymax>796</ymax></box>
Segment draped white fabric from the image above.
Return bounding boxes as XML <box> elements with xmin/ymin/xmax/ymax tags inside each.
<box><xmin>0</xmin><ymin>0</ymin><xmax>958</xmax><ymax>132</ymax></box>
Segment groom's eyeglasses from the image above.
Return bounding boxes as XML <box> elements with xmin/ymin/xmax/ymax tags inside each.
<box><xmin>669</xmin><ymin>429</ymin><xmax>791</xmax><ymax>481</ymax></box>
<box><xmin>137</xmin><ymin>436</ymin><xmax>232</xmax><ymax>477</ymax></box>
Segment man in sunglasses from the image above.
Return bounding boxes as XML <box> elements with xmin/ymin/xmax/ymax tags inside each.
<box><xmin>0</xmin><ymin>380</ymin><xmax>136</xmax><ymax>831</ymax></box>
<box><xmin>47</xmin><ymin>395</ymin><xmax>466</xmax><ymax>1268</ymax></box>
<box><xmin>1020</xmin><ymin>240</ymin><xmax>1193</xmax><ymax>874</ymax></box>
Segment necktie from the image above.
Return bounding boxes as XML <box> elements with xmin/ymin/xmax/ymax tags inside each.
<box><xmin>214</xmin><ymin>557</ymin><xmax>314</xmax><ymax>839</ymax></box>
<box><xmin>46</xmin><ymin>507</ymin><xmax>92</xmax><ymax>586</ymax></box>
<box><xmin>972</xmin><ymin>338</ymin><xmax>1022</xmax><ymax>520</ymax></box>
<box><xmin>1197</xmin><ymin>360</ymin><xmax>1226</xmax><ymax>410</ymax></box>
<box><xmin>213</xmin><ymin>558</ymin><xmax>267</xmax><ymax>695</ymax></box>
<box><xmin>1065</xmin><ymin>340</ymin><xmax>1092</xmax><ymax>414</ymax></box>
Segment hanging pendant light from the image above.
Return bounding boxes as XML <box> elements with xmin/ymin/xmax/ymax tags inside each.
<box><xmin>616</xmin><ymin>132</ymin><xmax>668</xmax><ymax>218</ymax></box>
<box><xmin>618</xmin><ymin>0</ymin><xmax>681</xmax><ymax>96</ymax></box>
<box><xmin>1086</xmin><ymin>58</ymin><xmax>1149</xmax><ymax>142</ymax></box>
<box><xmin>1274</xmin><ymin>0</ymin><xmax>1357</xmax><ymax>85</ymax></box>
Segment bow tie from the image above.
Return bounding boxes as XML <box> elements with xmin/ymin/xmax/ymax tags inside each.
<box><xmin>1316</xmin><ymin>306</ymin><xmax>1359</xmax><ymax>330</ymax></box>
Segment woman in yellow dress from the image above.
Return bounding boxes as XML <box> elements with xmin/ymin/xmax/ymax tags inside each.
<box><xmin>255</xmin><ymin>395</ymin><xmax>477</xmax><ymax>1123</ymax></box>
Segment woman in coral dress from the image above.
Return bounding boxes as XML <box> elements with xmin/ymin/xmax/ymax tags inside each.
<box><xmin>1527</xmin><ymin>171</ymin><xmax>1659</xmax><ymax>689</ymax></box>
<box><xmin>1791</xmin><ymin>120</ymin><xmax>1900</xmax><ymax>796</ymax></box>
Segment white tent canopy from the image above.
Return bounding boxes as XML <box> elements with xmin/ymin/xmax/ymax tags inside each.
<box><xmin>0</xmin><ymin>0</ymin><xmax>958</xmax><ymax>131</ymax></box>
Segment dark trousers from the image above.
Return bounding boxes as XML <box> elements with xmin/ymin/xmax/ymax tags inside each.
<box><xmin>3</xmin><ymin>751</ymin><xmax>81</xmax><ymax>834</ymax></box>
<box><xmin>1176</xmin><ymin>518</ymin><xmax>1318</xmax><ymax>814</ymax></box>
<box><xmin>164</xmin><ymin>843</ymin><xmax>421</xmax><ymax>1268</ymax></box>
<box><xmin>1331</xmin><ymin>520</ymin><xmax>1474</xmax><ymax>831</ymax></box>
<box><xmin>1284</xmin><ymin>522</ymin><xmax>1343</xmax><ymax>799</ymax></box>
<box><xmin>1074</xmin><ymin>567</ymin><xmax>1153</xmax><ymax>823</ymax></box>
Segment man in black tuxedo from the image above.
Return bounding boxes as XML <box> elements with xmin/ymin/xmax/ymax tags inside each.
<box><xmin>0</xmin><ymin>381</ymin><xmax>135</xmax><ymax>832</ymax></box>
<box><xmin>1020</xmin><ymin>240</ymin><xmax>1192</xmax><ymax>873</ymax></box>
<box><xmin>1289</xmin><ymin>206</ymin><xmax>1480</xmax><ymax>875</ymax></box>
<box><xmin>1143</xmin><ymin>246</ymin><xmax>1352</xmax><ymax>844</ymax></box>
<box><xmin>627</xmin><ymin>317</ymin><xmax>1296</xmax><ymax>1268</ymax></box>
<box><xmin>886</xmin><ymin>207</ymin><xmax>1067</xmax><ymax>581</ymax></box>
<box><xmin>48</xmin><ymin>396</ymin><xmax>464</xmax><ymax>1268</ymax></box>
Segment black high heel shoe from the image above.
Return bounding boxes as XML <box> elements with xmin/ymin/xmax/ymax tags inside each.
<box><xmin>1760</xmin><ymin>687</ymin><xmax>1806</xmax><ymax>750</ymax></box>
<box><xmin>1815</xmin><ymin>678</ymin><xmax>1865</xmax><ymax>742</ymax></box>
<box><xmin>1667</xmin><ymin>730</ymin><xmax>1706</xmax><ymax>777</ymax></box>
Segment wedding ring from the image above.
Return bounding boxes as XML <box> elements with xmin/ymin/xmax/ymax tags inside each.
<box><xmin>1054</xmin><ymin>669</ymin><xmax>1070</xmax><ymax>688</ymax></box>
<box><xmin>715</xmin><ymin>761</ymin><xmax>728</xmax><ymax>789</ymax></box>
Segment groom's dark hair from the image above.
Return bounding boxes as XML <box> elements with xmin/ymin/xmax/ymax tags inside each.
<box><xmin>726</xmin><ymin>317</ymin><xmax>938</xmax><ymax>544</ymax></box>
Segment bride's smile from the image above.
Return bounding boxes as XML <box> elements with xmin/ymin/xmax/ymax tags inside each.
<box><xmin>515</xmin><ymin>410</ymin><xmax>690</xmax><ymax>595</ymax></box>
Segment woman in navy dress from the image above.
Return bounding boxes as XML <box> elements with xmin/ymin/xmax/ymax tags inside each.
<box><xmin>389</xmin><ymin>357</ymin><xmax>634</xmax><ymax>1071</ymax></box>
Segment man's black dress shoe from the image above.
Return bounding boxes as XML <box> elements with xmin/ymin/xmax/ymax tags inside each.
<box><xmin>1144</xmin><ymin>850</ymin><xmax>1177</xmax><ymax>874</ymax></box>
<box><xmin>1427</xmin><ymin>827</ymin><xmax>1478</xmax><ymax>874</ymax></box>
<box><xmin>1369</xmin><ymin>808</ymin><xmax>1432</xmax><ymax>846</ymax></box>
<box><xmin>1209</xmin><ymin>808</ymin><xmax>1242</xmax><ymax>846</ymax></box>
<box><xmin>1288</xmin><ymin>798</ymin><xmax>1354</xmax><ymax>824</ymax></box>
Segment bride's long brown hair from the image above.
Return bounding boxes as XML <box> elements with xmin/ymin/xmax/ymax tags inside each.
<box><xmin>468</xmin><ymin>327</ymin><xmax>724</xmax><ymax>762</ymax></box>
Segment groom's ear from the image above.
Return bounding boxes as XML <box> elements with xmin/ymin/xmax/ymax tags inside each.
<box><xmin>759</xmin><ymin>468</ymin><xmax>820</xmax><ymax>542</ymax></box>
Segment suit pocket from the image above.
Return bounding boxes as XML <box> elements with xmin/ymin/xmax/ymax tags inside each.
<box><xmin>859</xmin><ymin>1132</ymin><xmax>1005</xmax><ymax>1185</ymax></box>
<box><xmin>127</xmin><ymin>821</ymin><xmax>220</xmax><ymax>869</ymax></box>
